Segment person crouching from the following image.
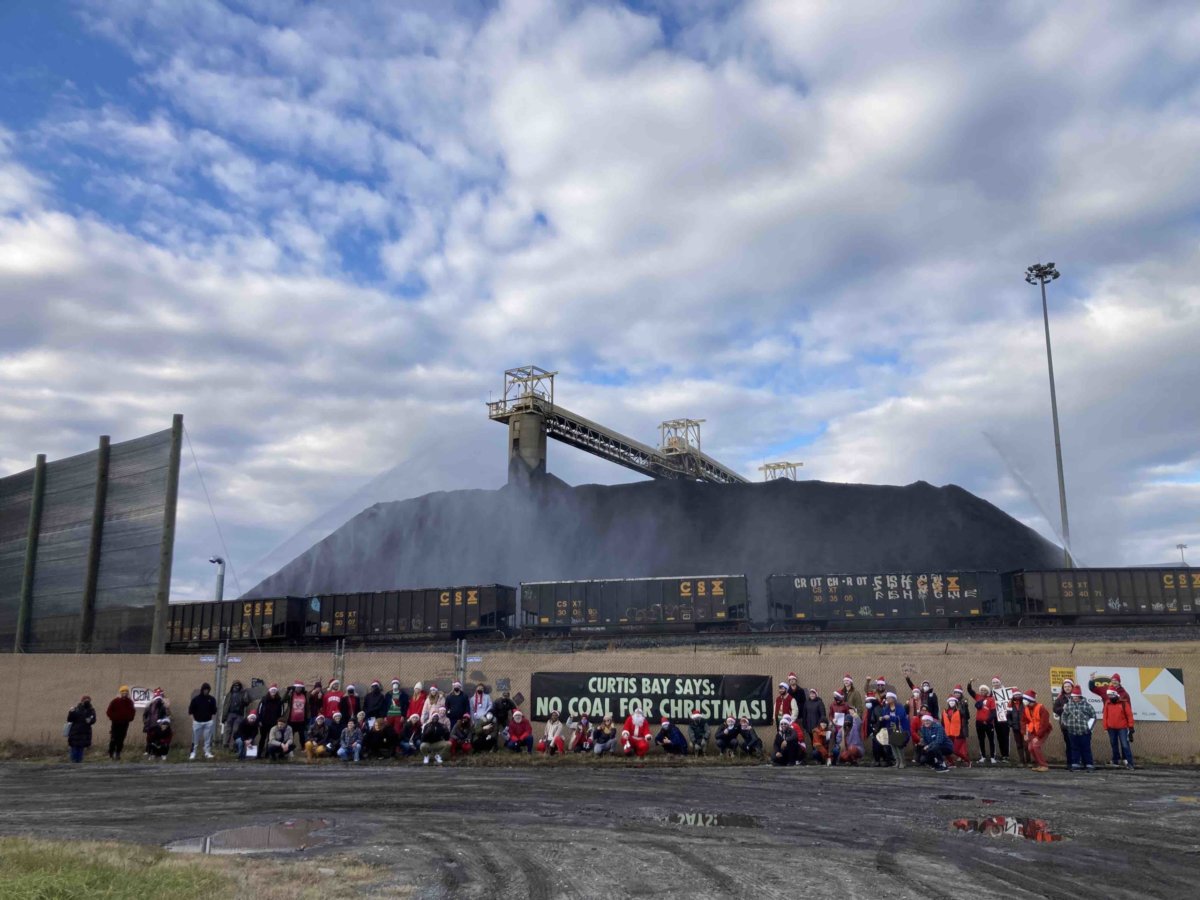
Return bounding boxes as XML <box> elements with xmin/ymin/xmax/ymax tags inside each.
<box><xmin>622</xmin><ymin>708</ymin><xmax>652</xmax><ymax>757</ymax></box>
<box><xmin>266</xmin><ymin>718</ymin><xmax>294</xmax><ymax>761</ymax></box>
<box><xmin>234</xmin><ymin>713</ymin><xmax>259</xmax><ymax>760</ymax></box>
<box><xmin>687</xmin><ymin>710</ymin><xmax>709</xmax><ymax>756</ymax></box>
<box><xmin>737</xmin><ymin>717</ymin><xmax>764</xmax><ymax>758</ymax></box>
<box><xmin>450</xmin><ymin>714</ymin><xmax>474</xmax><ymax>758</ymax></box>
<box><xmin>537</xmin><ymin>710</ymin><xmax>566</xmax><ymax>755</ymax></box>
<box><xmin>305</xmin><ymin>714</ymin><xmax>330</xmax><ymax>763</ymax></box>
<box><xmin>715</xmin><ymin>717</ymin><xmax>740</xmax><ymax>757</ymax></box>
<box><xmin>505</xmin><ymin>710</ymin><xmax>534</xmax><ymax>754</ymax></box>
<box><xmin>772</xmin><ymin>715</ymin><xmax>801</xmax><ymax>766</ymax></box>
<box><xmin>654</xmin><ymin>717</ymin><xmax>687</xmax><ymax>756</ymax></box>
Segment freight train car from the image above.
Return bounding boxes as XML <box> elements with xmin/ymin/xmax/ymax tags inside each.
<box><xmin>519</xmin><ymin>575</ymin><xmax>749</xmax><ymax>634</ymax></box>
<box><xmin>765</xmin><ymin>570</ymin><xmax>1007</xmax><ymax>630</ymax></box>
<box><xmin>1006</xmin><ymin>568</ymin><xmax>1200</xmax><ymax>624</ymax></box>
<box><xmin>165</xmin><ymin>584</ymin><xmax>517</xmax><ymax>650</ymax></box>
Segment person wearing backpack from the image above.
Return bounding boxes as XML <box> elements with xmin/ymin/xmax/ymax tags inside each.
<box><xmin>66</xmin><ymin>696</ymin><xmax>97</xmax><ymax>763</ymax></box>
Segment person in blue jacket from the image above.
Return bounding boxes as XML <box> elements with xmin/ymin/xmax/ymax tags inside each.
<box><xmin>654</xmin><ymin>717</ymin><xmax>688</xmax><ymax>755</ymax></box>
<box><xmin>917</xmin><ymin>713</ymin><xmax>953</xmax><ymax>772</ymax></box>
<box><xmin>879</xmin><ymin>693</ymin><xmax>909</xmax><ymax>768</ymax></box>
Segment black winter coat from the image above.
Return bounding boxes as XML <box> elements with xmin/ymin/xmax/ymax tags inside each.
<box><xmin>67</xmin><ymin>704</ymin><xmax>96</xmax><ymax>748</ymax></box>
<box><xmin>802</xmin><ymin>697</ymin><xmax>826</xmax><ymax>735</ymax></box>
<box><xmin>188</xmin><ymin>693</ymin><xmax>218</xmax><ymax>723</ymax></box>
<box><xmin>362</xmin><ymin>688</ymin><xmax>390</xmax><ymax>719</ymax></box>
<box><xmin>257</xmin><ymin>693</ymin><xmax>284</xmax><ymax>726</ymax></box>
<box><xmin>445</xmin><ymin>691</ymin><xmax>470</xmax><ymax>723</ymax></box>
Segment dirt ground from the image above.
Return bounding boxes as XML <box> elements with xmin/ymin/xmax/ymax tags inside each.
<box><xmin>0</xmin><ymin>761</ymin><xmax>1197</xmax><ymax>899</ymax></box>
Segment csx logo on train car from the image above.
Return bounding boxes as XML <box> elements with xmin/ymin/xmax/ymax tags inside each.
<box><xmin>680</xmin><ymin>580</ymin><xmax>724</xmax><ymax>598</ymax></box>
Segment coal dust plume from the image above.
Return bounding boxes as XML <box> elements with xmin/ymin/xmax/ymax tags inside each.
<box><xmin>246</xmin><ymin>475</ymin><xmax>1061</xmax><ymax>618</ymax></box>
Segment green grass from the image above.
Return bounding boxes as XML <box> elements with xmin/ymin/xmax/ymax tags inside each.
<box><xmin>0</xmin><ymin>838</ymin><xmax>228</xmax><ymax>900</ymax></box>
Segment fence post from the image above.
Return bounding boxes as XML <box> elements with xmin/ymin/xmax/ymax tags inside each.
<box><xmin>333</xmin><ymin>640</ymin><xmax>346</xmax><ymax>685</ymax></box>
<box><xmin>213</xmin><ymin>641</ymin><xmax>229</xmax><ymax>743</ymax></box>
<box><xmin>456</xmin><ymin>639</ymin><xmax>466</xmax><ymax>686</ymax></box>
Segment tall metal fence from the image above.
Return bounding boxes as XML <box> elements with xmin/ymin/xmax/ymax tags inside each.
<box><xmin>2</xmin><ymin>637</ymin><xmax>1196</xmax><ymax>763</ymax></box>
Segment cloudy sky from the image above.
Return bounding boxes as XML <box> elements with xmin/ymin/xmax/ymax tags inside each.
<box><xmin>2</xmin><ymin>0</ymin><xmax>1198</xmax><ymax>600</ymax></box>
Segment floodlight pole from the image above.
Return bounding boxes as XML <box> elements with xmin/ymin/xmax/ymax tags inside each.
<box><xmin>1026</xmin><ymin>262</ymin><xmax>1073</xmax><ymax>568</ymax></box>
<box><xmin>1180</xmin><ymin>544</ymin><xmax>1189</xmax><ymax>566</ymax></box>
<box><xmin>210</xmin><ymin>557</ymin><xmax>226</xmax><ymax>603</ymax></box>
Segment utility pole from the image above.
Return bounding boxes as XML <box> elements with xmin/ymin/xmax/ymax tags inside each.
<box><xmin>1026</xmin><ymin>262</ymin><xmax>1073</xmax><ymax>568</ymax></box>
<box><xmin>1180</xmin><ymin>544</ymin><xmax>1189</xmax><ymax>566</ymax></box>
<box><xmin>209</xmin><ymin>556</ymin><xmax>226</xmax><ymax>602</ymax></box>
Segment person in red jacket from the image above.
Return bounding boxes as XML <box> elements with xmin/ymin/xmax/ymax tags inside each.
<box><xmin>105</xmin><ymin>685</ymin><xmax>136</xmax><ymax>760</ymax></box>
<box><xmin>622</xmin><ymin>707</ymin><xmax>652</xmax><ymax>757</ymax></box>
<box><xmin>408</xmin><ymin>681</ymin><xmax>429</xmax><ymax>724</ymax></box>
<box><xmin>321</xmin><ymin>680</ymin><xmax>344</xmax><ymax>720</ymax></box>
<box><xmin>941</xmin><ymin>697</ymin><xmax>970</xmax><ymax>767</ymax></box>
<box><xmin>774</xmin><ymin>682</ymin><xmax>798</xmax><ymax>725</ymax></box>
<box><xmin>1101</xmin><ymin>686</ymin><xmax>1136</xmax><ymax>768</ymax></box>
<box><xmin>505</xmin><ymin>709</ymin><xmax>533</xmax><ymax>753</ymax></box>
<box><xmin>967</xmin><ymin>682</ymin><xmax>998</xmax><ymax>764</ymax></box>
<box><xmin>1022</xmin><ymin>690</ymin><xmax>1052</xmax><ymax>772</ymax></box>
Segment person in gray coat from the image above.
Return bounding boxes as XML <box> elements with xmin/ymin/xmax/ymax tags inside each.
<box><xmin>222</xmin><ymin>680</ymin><xmax>249</xmax><ymax>750</ymax></box>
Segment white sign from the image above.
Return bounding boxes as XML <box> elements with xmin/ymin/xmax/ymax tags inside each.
<box><xmin>200</xmin><ymin>655</ymin><xmax>216</xmax><ymax>663</ymax></box>
<box><xmin>1050</xmin><ymin>666</ymin><xmax>1187</xmax><ymax>723</ymax></box>
<box><xmin>130</xmin><ymin>686</ymin><xmax>151</xmax><ymax>709</ymax></box>
<box><xmin>228</xmin><ymin>657</ymin><xmax>242</xmax><ymax>663</ymax></box>
<box><xmin>466</xmin><ymin>656</ymin><xmax>483</xmax><ymax>663</ymax></box>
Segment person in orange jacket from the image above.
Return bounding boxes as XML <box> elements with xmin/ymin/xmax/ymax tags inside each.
<box><xmin>1021</xmin><ymin>690</ymin><xmax>1053</xmax><ymax>771</ymax></box>
<box><xmin>941</xmin><ymin>696</ymin><xmax>970</xmax><ymax>767</ymax></box>
<box><xmin>1100</xmin><ymin>685</ymin><xmax>1135</xmax><ymax>769</ymax></box>
<box><xmin>622</xmin><ymin>707</ymin><xmax>653</xmax><ymax>757</ymax></box>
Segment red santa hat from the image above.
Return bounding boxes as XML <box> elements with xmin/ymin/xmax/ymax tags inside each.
<box><xmin>787</xmin><ymin>672</ymin><xmax>798</xmax><ymax>680</ymax></box>
<box><xmin>293</xmin><ymin>682</ymin><xmax>304</xmax><ymax>689</ymax></box>
<box><xmin>622</xmin><ymin>729</ymin><xmax>631</xmax><ymax>738</ymax></box>
<box><xmin>952</xmin><ymin>684</ymin><xmax>964</xmax><ymax>694</ymax></box>
<box><xmin>329</xmin><ymin>679</ymin><xmax>341</xmax><ymax>688</ymax></box>
<box><xmin>152</xmin><ymin>687</ymin><xmax>164</xmax><ymax>698</ymax></box>
<box><xmin>833</xmin><ymin>690</ymin><xmax>844</xmax><ymax>700</ymax></box>
<box><xmin>912</xmin><ymin>688</ymin><xmax>921</xmax><ymax>697</ymax></box>
<box><xmin>1025</xmin><ymin>690</ymin><xmax>1037</xmax><ymax>699</ymax></box>
<box><xmin>991</xmin><ymin>675</ymin><xmax>1002</xmax><ymax>683</ymax></box>
<box><xmin>268</xmin><ymin>683</ymin><xmax>278</xmax><ymax>691</ymax></box>
<box><xmin>1071</xmin><ymin>685</ymin><xmax>1082</xmax><ymax>696</ymax></box>
<box><xmin>781</xmin><ymin>714</ymin><xmax>794</xmax><ymax>725</ymax></box>
<box><xmin>370</xmin><ymin>680</ymin><xmax>381</xmax><ymax>688</ymax></box>
<box><xmin>843</xmin><ymin>674</ymin><xmax>853</xmax><ymax>683</ymax></box>
<box><xmin>428</xmin><ymin>684</ymin><xmax>438</xmax><ymax>692</ymax></box>
<box><xmin>691</xmin><ymin>709</ymin><xmax>702</xmax><ymax>717</ymax></box>
<box><xmin>1106</xmin><ymin>689</ymin><xmax>1119</xmax><ymax>698</ymax></box>
<box><xmin>921</xmin><ymin>714</ymin><xmax>934</xmax><ymax>723</ymax></box>
<box><xmin>511</xmin><ymin>710</ymin><xmax>523</xmax><ymax>719</ymax></box>
<box><xmin>391</xmin><ymin>678</ymin><xmax>400</xmax><ymax>686</ymax></box>
<box><xmin>1111</xmin><ymin>673</ymin><xmax>1122</xmax><ymax>682</ymax></box>
<box><xmin>661</xmin><ymin>716</ymin><xmax>670</xmax><ymax>724</ymax></box>
<box><xmin>725</xmin><ymin>716</ymin><xmax>736</xmax><ymax>725</ymax></box>
<box><xmin>875</xmin><ymin>676</ymin><xmax>886</xmax><ymax>684</ymax></box>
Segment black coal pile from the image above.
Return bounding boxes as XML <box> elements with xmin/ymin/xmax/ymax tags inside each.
<box><xmin>246</xmin><ymin>476</ymin><xmax>1062</xmax><ymax>618</ymax></box>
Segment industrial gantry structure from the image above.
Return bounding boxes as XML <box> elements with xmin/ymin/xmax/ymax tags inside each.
<box><xmin>487</xmin><ymin>366</ymin><xmax>748</xmax><ymax>485</ymax></box>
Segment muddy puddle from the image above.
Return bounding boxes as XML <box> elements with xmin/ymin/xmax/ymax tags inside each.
<box><xmin>167</xmin><ymin>818</ymin><xmax>331</xmax><ymax>854</ymax></box>
<box><xmin>951</xmin><ymin>816</ymin><xmax>1065</xmax><ymax>842</ymax></box>
<box><xmin>665</xmin><ymin>812</ymin><xmax>762</xmax><ymax>828</ymax></box>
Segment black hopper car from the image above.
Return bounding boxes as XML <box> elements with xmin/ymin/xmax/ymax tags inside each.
<box><xmin>165</xmin><ymin>567</ymin><xmax>1198</xmax><ymax>650</ymax></box>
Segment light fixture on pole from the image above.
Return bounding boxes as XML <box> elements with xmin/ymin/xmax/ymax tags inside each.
<box><xmin>208</xmin><ymin>556</ymin><xmax>226</xmax><ymax>603</ymax></box>
<box><xmin>1180</xmin><ymin>544</ymin><xmax>1189</xmax><ymax>566</ymax></box>
<box><xmin>1026</xmin><ymin>261</ymin><xmax>1073</xmax><ymax>568</ymax></box>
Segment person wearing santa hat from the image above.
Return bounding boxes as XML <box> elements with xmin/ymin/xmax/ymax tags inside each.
<box><xmin>785</xmin><ymin>672</ymin><xmax>803</xmax><ymax>706</ymax></box>
<box><xmin>989</xmin><ymin>676</ymin><xmax>1013</xmax><ymax>762</ymax></box>
<box><xmin>567</xmin><ymin>714</ymin><xmax>593</xmax><ymax>753</ymax></box>
<box><xmin>363</xmin><ymin>680</ymin><xmax>390</xmax><ymax>725</ymax></box>
<box><xmin>321</xmin><ymin>679</ymin><xmax>344</xmax><ymax>720</ymax></box>
<box><xmin>774</xmin><ymin>682</ymin><xmax>798</xmax><ymax>726</ymax></box>
<box><xmin>536</xmin><ymin>710</ymin><xmax>566</xmax><ymax>755</ymax></box>
<box><xmin>283</xmin><ymin>682</ymin><xmax>308</xmax><ymax>749</ymax></box>
<box><xmin>141</xmin><ymin>687</ymin><xmax>169</xmax><ymax>757</ymax></box>
<box><xmin>879</xmin><ymin>692</ymin><xmax>908</xmax><ymax>767</ymax></box>
<box><xmin>445</xmin><ymin>682</ymin><xmax>470</xmax><ymax>724</ymax></box>
<box><xmin>687</xmin><ymin>710</ymin><xmax>709</xmax><ymax>756</ymax></box>
<box><xmin>654</xmin><ymin>716</ymin><xmax>687</xmax><ymax>756</ymax></box>
<box><xmin>1009</xmin><ymin>691</ymin><xmax>1030</xmax><ymax>765</ymax></box>
<box><xmin>916</xmin><ymin>713</ymin><xmax>952</xmax><ymax>772</ymax></box>
<box><xmin>967</xmin><ymin>681</ymin><xmax>998</xmax><ymax>764</ymax></box>
<box><xmin>255</xmin><ymin>684</ymin><xmax>284</xmax><ymax>759</ymax></box>
<box><xmin>950</xmin><ymin>684</ymin><xmax>971</xmax><ymax>743</ymax></box>
<box><xmin>736</xmin><ymin>716</ymin><xmax>764</xmax><ymax>758</ymax></box>
<box><xmin>841</xmin><ymin>675</ymin><xmax>863</xmax><ymax>718</ymax></box>
<box><xmin>622</xmin><ymin>707</ymin><xmax>653</xmax><ymax>757</ymax></box>
<box><xmin>386</xmin><ymin>680</ymin><xmax>409</xmax><ymax>733</ymax></box>
<box><xmin>715</xmin><ymin>717</ymin><xmax>740</xmax><ymax>757</ymax></box>
<box><xmin>905</xmin><ymin>676</ymin><xmax>940</xmax><ymax>718</ymax></box>
<box><xmin>873</xmin><ymin>675</ymin><xmax>897</xmax><ymax>697</ymax></box>
<box><xmin>592</xmin><ymin>714</ymin><xmax>619</xmax><ymax>756</ymax></box>
<box><xmin>408</xmin><ymin>681</ymin><xmax>429</xmax><ymax>724</ymax></box>
<box><xmin>234</xmin><ymin>713</ymin><xmax>259</xmax><ymax>760</ymax></box>
<box><xmin>472</xmin><ymin>712</ymin><xmax>500</xmax><ymax>753</ymax></box>
<box><xmin>1021</xmin><ymin>690</ymin><xmax>1052</xmax><ymax>771</ymax></box>
<box><xmin>941</xmin><ymin>696</ymin><xmax>970</xmax><ymax>767</ymax></box>
<box><xmin>838</xmin><ymin>709</ymin><xmax>863</xmax><ymax>765</ymax></box>
<box><xmin>1098</xmin><ymin>684</ymin><xmax>1136</xmax><ymax>769</ymax></box>
<box><xmin>772</xmin><ymin>715</ymin><xmax>802</xmax><ymax>766</ymax></box>
<box><xmin>505</xmin><ymin>710</ymin><xmax>534</xmax><ymax>754</ymax></box>
<box><xmin>1059</xmin><ymin>685</ymin><xmax>1097</xmax><ymax>770</ymax></box>
<box><xmin>339</xmin><ymin>684</ymin><xmax>361</xmax><ymax>722</ymax></box>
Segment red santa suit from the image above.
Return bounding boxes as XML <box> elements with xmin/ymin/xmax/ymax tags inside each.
<box><xmin>321</xmin><ymin>688</ymin><xmax>344</xmax><ymax>721</ymax></box>
<box><xmin>622</xmin><ymin>713</ymin><xmax>653</xmax><ymax>757</ymax></box>
<box><xmin>408</xmin><ymin>687</ymin><xmax>429</xmax><ymax>724</ymax></box>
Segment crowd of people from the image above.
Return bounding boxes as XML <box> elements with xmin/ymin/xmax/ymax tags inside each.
<box><xmin>62</xmin><ymin>671</ymin><xmax>1139</xmax><ymax>772</ymax></box>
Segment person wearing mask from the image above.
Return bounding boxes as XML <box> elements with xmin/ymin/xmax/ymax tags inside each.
<box><xmin>1021</xmin><ymin>690</ymin><xmax>1052</xmax><ymax>772</ymax></box>
<box><xmin>841</xmin><ymin>675</ymin><xmax>864</xmax><ymax>718</ymax></box>
<box><xmin>446</xmin><ymin>682</ymin><xmax>470</xmax><ymax>724</ymax></box>
<box><xmin>801</xmin><ymin>688</ymin><xmax>826</xmax><ymax>740</ymax></box>
<box><xmin>307</xmin><ymin>681</ymin><xmax>325</xmax><ymax>724</ymax></box>
<box><xmin>256</xmin><ymin>684</ymin><xmax>284</xmax><ymax>758</ymax></box>
<box><xmin>363</xmin><ymin>680</ymin><xmax>390</xmax><ymax>725</ymax></box>
<box><xmin>736</xmin><ymin>717</ymin><xmax>763</xmax><ymax>757</ymax></box>
<box><xmin>470</xmin><ymin>684</ymin><xmax>492</xmax><ymax>722</ymax></box>
<box><xmin>828</xmin><ymin>690</ymin><xmax>850</xmax><ymax>727</ymax></box>
<box><xmin>338</xmin><ymin>715</ymin><xmax>363</xmax><ymax>763</ymax></box>
<box><xmin>622</xmin><ymin>708</ymin><xmax>653</xmax><ymax>758</ymax></box>
<box><xmin>654</xmin><ymin>717</ymin><xmax>687</xmax><ymax>756</ymax></box>
<box><xmin>687</xmin><ymin>710</ymin><xmax>709</xmax><ymax>756</ymax></box>
<box><xmin>967</xmin><ymin>682</ymin><xmax>998</xmax><ymax>765</ymax></box>
<box><xmin>66</xmin><ymin>696</ymin><xmax>97</xmax><ymax>763</ymax></box>
<box><xmin>386</xmin><ymin>680</ymin><xmax>409</xmax><ymax>733</ymax></box>
<box><xmin>810</xmin><ymin>719</ymin><xmax>831</xmax><ymax>765</ymax></box>
<box><xmin>266</xmin><ymin>718</ymin><xmax>294</xmax><ymax>761</ymax></box>
<box><xmin>146</xmin><ymin>710</ymin><xmax>173</xmax><ymax>760</ymax></box>
<box><xmin>363</xmin><ymin>717</ymin><xmax>398</xmax><ymax>760</ymax></box>
<box><xmin>492</xmin><ymin>690</ymin><xmax>516</xmax><ymax>729</ymax></box>
<box><xmin>916</xmin><ymin>713</ymin><xmax>953</xmax><ymax>772</ymax></box>
<box><xmin>990</xmin><ymin>677</ymin><xmax>1013</xmax><ymax>762</ymax></box>
<box><xmin>321</xmin><ymin>679</ymin><xmax>344</xmax><ymax>720</ymax></box>
<box><xmin>872</xmin><ymin>675</ymin><xmax>897</xmax><ymax>698</ymax></box>
<box><xmin>592</xmin><ymin>714</ymin><xmax>619</xmax><ymax>756</ymax></box>
<box><xmin>142</xmin><ymin>688</ymin><xmax>169</xmax><ymax>756</ymax></box>
<box><xmin>1052</xmin><ymin>678</ymin><xmax>1075</xmax><ymax>768</ymax></box>
<box><xmin>1098</xmin><ymin>686</ymin><xmax>1136</xmax><ymax>769</ymax></box>
<box><xmin>105</xmin><ymin>686</ymin><xmax>135</xmax><ymax>761</ymax></box>
<box><xmin>506</xmin><ymin>710</ymin><xmax>534</xmax><ymax>754</ymax></box>
<box><xmin>420</xmin><ymin>688</ymin><xmax>445</xmax><ymax>729</ymax></box>
<box><xmin>880</xmin><ymin>692</ymin><xmax>909</xmax><ymax>768</ymax></box>
<box><xmin>566</xmin><ymin>714</ymin><xmax>593</xmax><ymax>753</ymax></box>
<box><xmin>220</xmin><ymin>680</ymin><xmax>248</xmax><ymax>751</ymax></box>
<box><xmin>421</xmin><ymin>711</ymin><xmax>452</xmax><ymax>765</ymax></box>
<box><xmin>905</xmin><ymin>677</ymin><xmax>940</xmax><ymax>718</ymax></box>
<box><xmin>838</xmin><ymin>710</ymin><xmax>863</xmax><ymax>765</ymax></box>
<box><xmin>399</xmin><ymin>714</ymin><xmax>423</xmax><ymax>756</ymax></box>
<box><xmin>450</xmin><ymin>714</ymin><xmax>474</xmax><ymax>757</ymax></box>
<box><xmin>188</xmin><ymin>682</ymin><xmax>218</xmax><ymax>761</ymax></box>
<box><xmin>305</xmin><ymin>714</ymin><xmax>331</xmax><ymax>762</ymax></box>
<box><xmin>472</xmin><ymin>712</ymin><xmax>500</xmax><ymax>753</ymax></box>
<box><xmin>339</xmin><ymin>684</ymin><xmax>361</xmax><ymax>722</ymax></box>
<box><xmin>772</xmin><ymin>715</ymin><xmax>802</xmax><ymax>765</ymax></box>
<box><xmin>1009</xmin><ymin>690</ymin><xmax>1030</xmax><ymax>765</ymax></box>
<box><xmin>941</xmin><ymin>696</ymin><xmax>970</xmax><ymax>767</ymax></box>
<box><xmin>536</xmin><ymin>710</ymin><xmax>566</xmax><ymax>755</ymax></box>
<box><xmin>774</xmin><ymin>682</ymin><xmax>798</xmax><ymax>725</ymax></box>
<box><xmin>408</xmin><ymin>682</ymin><xmax>429</xmax><ymax>724</ymax></box>
<box><xmin>1059</xmin><ymin>685</ymin><xmax>1097</xmax><ymax>771</ymax></box>
<box><xmin>715</xmin><ymin>717</ymin><xmax>740</xmax><ymax>757</ymax></box>
<box><xmin>283</xmin><ymin>682</ymin><xmax>308</xmax><ymax>749</ymax></box>
<box><xmin>234</xmin><ymin>713</ymin><xmax>259</xmax><ymax>760</ymax></box>
<box><xmin>325</xmin><ymin>712</ymin><xmax>345</xmax><ymax>756</ymax></box>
